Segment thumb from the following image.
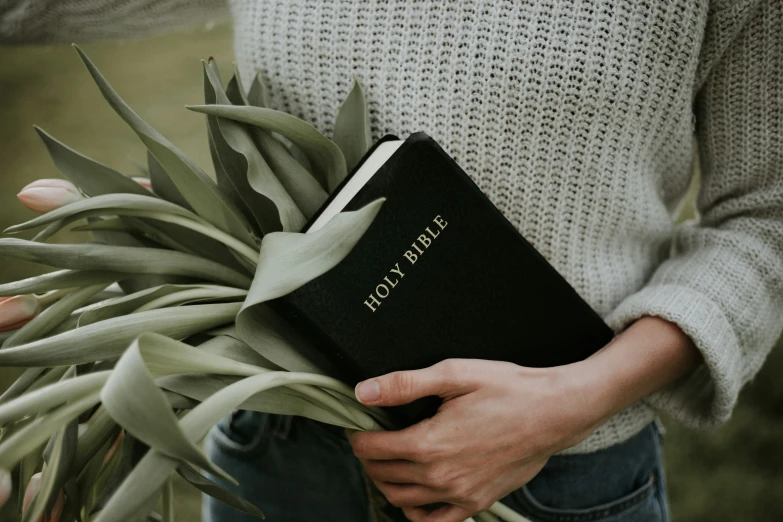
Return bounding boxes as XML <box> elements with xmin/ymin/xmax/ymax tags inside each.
<box><xmin>355</xmin><ymin>360</ymin><xmax>473</xmax><ymax>407</ymax></box>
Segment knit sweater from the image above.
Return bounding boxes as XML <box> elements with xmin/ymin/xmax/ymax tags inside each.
<box><xmin>2</xmin><ymin>0</ymin><xmax>781</xmax><ymax>455</ymax></box>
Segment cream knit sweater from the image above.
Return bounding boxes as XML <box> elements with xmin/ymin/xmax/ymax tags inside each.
<box><xmin>2</xmin><ymin>0</ymin><xmax>781</xmax><ymax>454</ymax></box>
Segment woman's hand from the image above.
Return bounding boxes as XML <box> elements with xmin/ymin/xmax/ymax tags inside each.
<box><xmin>347</xmin><ymin>316</ymin><xmax>701</xmax><ymax>522</ymax></box>
<box><xmin>348</xmin><ymin>359</ymin><xmax>598</xmax><ymax>522</ymax></box>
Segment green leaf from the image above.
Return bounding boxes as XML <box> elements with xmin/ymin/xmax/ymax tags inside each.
<box><xmin>242</xmin><ymin>198</ymin><xmax>383</xmax><ymax>302</ymax></box>
<box><xmin>197</xmin><ymin>334</ymin><xmax>281</xmax><ymax>369</ymax></box>
<box><xmin>235</xmin><ymin>304</ymin><xmax>332</xmax><ymax>375</ymax></box>
<box><xmin>0</xmin><ymin>372</ymin><xmax>109</xmax><ymax>426</ymax></box>
<box><xmin>0</xmin><ymin>269</ymin><xmax>121</xmax><ymax>297</ymax></box>
<box><xmin>73</xmin><ymin>219</ymin><xmax>133</xmax><ymax>233</ymax></box>
<box><xmin>247</xmin><ymin>73</ymin><xmax>270</xmax><ymax>109</ymax></box>
<box><xmin>22</xmin><ymin>425</ymin><xmax>68</xmax><ymax>522</ymax></box>
<box><xmin>161</xmin><ymin>479</ymin><xmax>174</xmax><ymax>522</ymax></box>
<box><xmin>76</xmin><ymin>285</ymin><xmax>187</xmax><ymax>327</ymax></box>
<box><xmin>73</xmin><ymin>46</ymin><xmax>257</xmax><ymax>247</ymax></box>
<box><xmin>5</xmin><ymin>193</ymin><xmax>206</xmax><ymax>238</ymax></box>
<box><xmin>0</xmin><ymin>303</ymin><xmax>241</xmax><ymax>367</ymax></box>
<box><xmin>77</xmin><ymin>284</ymin><xmax>244</xmax><ymax>327</ymax></box>
<box><xmin>0</xmin><ymin>367</ymin><xmax>45</xmax><ymax>403</ymax></box>
<box><xmin>72</xmin><ymin>410</ymin><xmax>120</xmax><ymax>475</ymax></box>
<box><xmin>132</xmin><ymin>286</ymin><xmax>247</xmax><ymax>313</ymax></box>
<box><xmin>252</xmin><ymin>126</ymin><xmax>328</xmax><ymax>221</ymax></box>
<box><xmin>147</xmin><ymin>152</ymin><xmax>191</xmax><ymax>210</ymax></box>
<box><xmin>0</xmin><ymin>392</ymin><xmax>101</xmax><ymax>470</ymax></box>
<box><xmin>2</xmin><ymin>284</ymin><xmax>107</xmax><ymax>348</ymax></box>
<box><xmin>95</xmin><ymin>371</ymin><xmax>374</xmax><ymax>522</ymax></box>
<box><xmin>187</xmin><ymin>104</ymin><xmax>347</xmax><ymax>192</ymax></box>
<box><xmin>203</xmin><ymin>61</ymin><xmax>305</xmax><ymax>233</ymax></box>
<box><xmin>0</xmin><ymin>239</ymin><xmax>252</xmax><ymax>288</ymax></box>
<box><xmin>101</xmin><ymin>337</ymin><xmax>234</xmax><ymax>482</ymax></box>
<box><xmin>234</xmin><ymin>200</ymin><xmax>383</xmax><ymax>373</ymax></box>
<box><xmin>225</xmin><ymin>65</ymin><xmax>250</xmax><ymax>106</ymax></box>
<box><xmin>333</xmin><ymin>77</ymin><xmax>373</xmax><ymax>172</ymax></box>
<box><xmin>34</xmin><ymin>127</ymin><xmax>150</xmax><ymax>197</ymax></box>
<box><xmin>177</xmin><ymin>463</ymin><xmax>264</xmax><ymax>518</ymax></box>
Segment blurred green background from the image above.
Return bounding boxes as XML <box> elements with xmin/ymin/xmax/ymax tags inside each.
<box><xmin>0</xmin><ymin>23</ymin><xmax>781</xmax><ymax>522</ymax></box>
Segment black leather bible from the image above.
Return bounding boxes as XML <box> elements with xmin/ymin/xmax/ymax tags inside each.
<box><xmin>274</xmin><ymin>132</ymin><xmax>614</xmax><ymax>422</ymax></box>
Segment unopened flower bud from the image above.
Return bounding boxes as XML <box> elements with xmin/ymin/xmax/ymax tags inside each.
<box><xmin>132</xmin><ymin>176</ymin><xmax>152</xmax><ymax>191</ymax></box>
<box><xmin>17</xmin><ymin>179</ymin><xmax>82</xmax><ymax>213</ymax></box>
<box><xmin>0</xmin><ymin>295</ymin><xmax>40</xmax><ymax>332</ymax></box>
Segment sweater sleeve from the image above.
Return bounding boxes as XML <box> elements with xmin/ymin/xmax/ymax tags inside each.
<box><xmin>606</xmin><ymin>0</ymin><xmax>783</xmax><ymax>429</ymax></box>
<box><xmin>0</xmin><ymin>0</ymin><xmax>228</xmax><ymax>44</ymax></box>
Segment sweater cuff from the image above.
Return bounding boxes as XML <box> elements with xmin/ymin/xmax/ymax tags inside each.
<box><xmin>606</xmin><ymin>284</ymin><xmax>742</xmax><ymax>429</ymax></box>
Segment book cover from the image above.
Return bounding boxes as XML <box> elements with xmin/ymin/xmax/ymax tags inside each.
<box><xmin>273</xmin><ymin>132</ymin><xmax>615</xmax><ymax>420</ymax></box>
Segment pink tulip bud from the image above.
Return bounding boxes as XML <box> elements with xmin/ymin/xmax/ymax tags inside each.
<box><xmin>0</xmin><ymin>295</ymin><xmax>40</xmax><ymax>332</ymax></box>
<box><xmin>17</xmin><ymin>179</ymin><xmax>83</xmax><ymax>213</ymax></box>
<box><xmin>131</xmin><ymin>176</ymin><xmax>153</xmax><ymax>191</ymax></box>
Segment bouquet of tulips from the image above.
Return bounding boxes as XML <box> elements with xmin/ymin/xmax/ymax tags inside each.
<box><xmin>0</xmin><ymin>46</ymin><xmax>527</xmax><ymax>522</ymax></box>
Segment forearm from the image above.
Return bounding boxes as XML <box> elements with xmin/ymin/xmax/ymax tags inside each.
<box><xmin>566</xmin><ymin>316</ymin><xmax>702</xmax><ymax>427</ymax></box>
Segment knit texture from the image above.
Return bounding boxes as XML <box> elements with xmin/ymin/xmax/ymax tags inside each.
<box><xmin>2</xmin><ymin>0</ymin><xmax>782</xmax><ymax>454</ymax></box>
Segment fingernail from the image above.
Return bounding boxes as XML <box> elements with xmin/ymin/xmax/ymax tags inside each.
<box><xmin>355</xmin><ymin>380</ymin><xmax>380</xmax><ymax>404</ymax></box>
<box><xmin>0</xmin><ymin>468</ymin><xmax>11</xmax><ymax>508</ymax></box>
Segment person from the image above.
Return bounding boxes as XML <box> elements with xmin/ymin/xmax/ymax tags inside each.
<box><xmin>1</xmin><ymin>1</ymin><xmax>781</xmax><ymax>521</ymax></box>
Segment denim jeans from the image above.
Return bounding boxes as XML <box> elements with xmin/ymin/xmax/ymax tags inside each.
<box><xmin>203</xmin><ymin>412</ymin><xmax>670</xmax><ymax>522</ymax></box>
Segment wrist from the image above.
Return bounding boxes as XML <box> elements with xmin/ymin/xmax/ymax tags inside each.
<box><xmin>566</xmin><ymin>316</ymin><xmax>701</xmax><ymax>422</ymax></box>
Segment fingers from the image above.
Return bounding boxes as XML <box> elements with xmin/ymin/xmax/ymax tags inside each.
<box><xmin>0</xmin><ymin>468</ymin><xmax>11</xmax><ymax>508</ymax></box>
<box><xmin>361</xmin><ymin>459</ymin><xmax>420</xmax><ymax>483</ymax></box>
<box><xmin>403</xmin><ymin>504</ymin><xmax>474</xmax><ymax>522</ymax></box>
<box><xmin>355</xmin><ymin>359</ymin><xmax>475</xmax><ymax>407</ymax></box>
<box><xmin>348</xmin><ymin>428</ymin><xmax>423</xmax><ymax>460</ymax></box>
<box><xmin>373</xmin><ymin>481</ymin><xmax>443</xmax><ymax>508</ymax></box>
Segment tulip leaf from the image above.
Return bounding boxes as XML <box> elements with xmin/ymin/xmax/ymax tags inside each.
<box><xmin>177</xmin><ymin>463</ymin><xmax>265</xmax><ymax>518</ymax></box>
<box><xmin>2</xmin><ymin>284</ymin><xmax>107</xmax><ymax>348</ymax></box>
<box><xmin>245</xmin><ymin>74</ymin><xmax>319</xmax><ymax>177</ymax></box>
<box><xmin>0</xmin><ymin>372</ymin><xmax>109</xmax><ymax>425</ymax></box>
<box><xmin>77</xmin><ymin>284</ymin><xmax>244</xmax><ymax>327</ymax></box>
<box><xmin>74</xmin><ymin>46</ymin><xmax>258</xmax><ymax>247</ymax></box>
<box><xmin>197</xmin><ymin>334</ymin><xmax>281</xmax><ymax>369</ymax></box>
<box><xmin>247</xmin><ymin>73</ymin><xmax>270</xmax><ymax>109</ymax></box>
<box><xmin>5</xmin><ymin>193</ymin><xmax>206</xmax><ymax>237</ymax></box>
<box><xmin>22</xmin><ymin>425</ymin><xmax>68</xmax><ymax>522</ymax></box>
<box><xmin>0</xmin><ymin>239</ymin><xmax>252</xmax><ymax>289</ymax></box>
<box><xmin>34</xmin><ymin>127</ymin><xmax>151</xmax><ymax>197</ymax></box>
<box><xmin>95</xmin><ymin>371</ymin><xmax>371</xmax><ymax>522</ymax></box>
<box><xmin>186</xmin><ymin>104</ymin><xmax>347</xmax><ymax>192</ymax></box>
<box><xmin>229</xmin><ymin>69</ymin><xmax>326</xmax><ymax>219</ymax></box>
<box><xmin>147</xmin><ymin>152</ymin><xmax>191</xmax><ymax>210</ymax></box>
<box><xmin>242</xmin><ymin>198</ymin><xmax>383</xmax><ymax>302</ymax></box>
<box><xmin>333</xmin><ymin>77</ymin><xmax>373</xmax><ymax>172</ymax></box>
<box><xmin>225</xmin><ymin>65</ymin><xmax>250</xmax><ymax>106</ymax></box>
<box><xmin>101</xmin><ymin>339</ymin><xmax>234</xmax><ymax>482</ymax></box>
<box><xmin>234</xmin><ymin>199</ymin><xmax>383</xmax><ymax>373</ymax></box>
<box><xmin>0</xmin><ymin>392</ymin><xmax>102</xmax><ymax>470</ymax></box>
<box><xmin>0</xmin><ymin>303</ymin><xmax>241</xmax><ymax>367</ymax></box>
<box><xmin>253</xmin><ymin>125</ymin><xmax>327</xmax><ymax>220</ymax></box>
<box><xmin>0</xmin><ymin>270</ymin><xmax>121</xmax><ymax>297</ymax></box>
<box><xmin>203</xmin><ymin>61</ymin><xmax>305</xmax><ymax>233</ymax></box>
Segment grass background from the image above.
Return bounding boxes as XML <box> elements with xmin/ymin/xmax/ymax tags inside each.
<box><xmin>0</xmin><ymin>23</ymin><xmax>781</xmax><ymax>522</ymax></box>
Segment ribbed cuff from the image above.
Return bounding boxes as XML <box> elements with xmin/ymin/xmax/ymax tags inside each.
<box><xmin>606</xmin><ymin>284</ymin><xmax>741</xmax><ymax>429</ymax></box>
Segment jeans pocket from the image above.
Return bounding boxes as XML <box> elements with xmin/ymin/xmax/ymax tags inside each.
<box><xmin>209</xmin><ymin>410</ymin><xmax>279</xmax><ymax>457</ymax></box>
<box><xmin>510</xmin><ymin>473</ymin><xmax>659</xmax><ymax>522</ymax></box>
